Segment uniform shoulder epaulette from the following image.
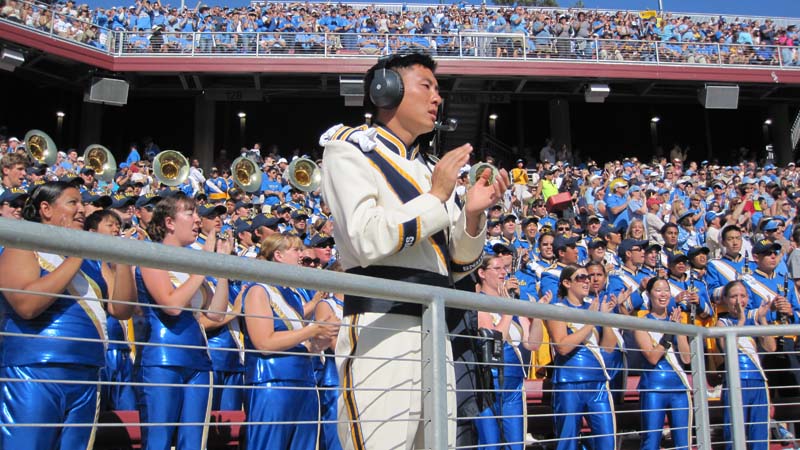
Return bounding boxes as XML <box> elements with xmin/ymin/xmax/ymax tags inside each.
<box><xmin>319</xmin><ymin>124</ymin><xmax>376</xmax><ymax>153</ymax></box>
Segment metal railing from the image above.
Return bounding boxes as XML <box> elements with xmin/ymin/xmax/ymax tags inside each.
<box><xmin>1</xmin><ymin>217</ymin><xmax>800</xmax><ymax>449</ymax></box>
<box><xmin>792</xmin><ymin>108</ymin><xmax>800</xmax><ymax>150</ymax></box>
<box><xmin>1</xmin><ymin>2</ymin><xmax>799</xmax><ymax>71</ymax></box>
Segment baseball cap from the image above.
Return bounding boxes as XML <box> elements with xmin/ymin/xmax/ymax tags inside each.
<box><xmin>135</xmin><ymin>193</ymin><xmax>162</xmax><ymax>208</ymax></box>
<box><xmin>687</xmin><ymin>246</ymin><xmax>710</xmax><ymax>259</ymax></box>
<box><xmin>251</xmin><ymin>214</ymin><xmax>283</xmax><ymax>230</ymax></box>
<box><xmin>197</xmin><ymin>202</ymin><xmax>227</xmax><ymax>218</ymax></box>
<box><xmin>677</xmin><ymin>210</ymin><xmax>696</xmax><ymax>223</ymax></box>
<box><xmin>553</xmin><ymin>235</ymin><xmax>578</xmax><ymax>251</ymax></box>
<box><xmin>668</xmin><ymin>252</ymin><xmax>690</xmax><ymax>265</ymax></box>
<box><xmin>81</xmin><ymin>191</ymin><xmax>112</xmax><ymax>207</ymax></box>
<box><xmin>752</xmin><ymin>239</ymin><xmax>781</xmax><ymax>255</ymax></box>
<box><xmin>705</xmin><ymin>211</ymin><xmax>723</xmax><ymax>223</ymax></box>
<box><xmin>234</xmin><ymin>200</ymin><xmax>253</xmax><ymax>210</ymax></box>
<box><xmin>309</xmin><ymin>233</ymin><xmax>335</xmax><ymax>247</ymax></box>
<box><xmin>234</xmin><ymin>218</ymin><xmax>253</xmax><ymax>235</ymax></box>
<box><xmin>763</xmin><ymin>220</ymin><xmax>781</xmax><ymax>232</ymax></box>
<box><xmin>599</xmin><ymin>222</ymin><xmax>622</xmax><ymax>237</ymax></box>
<box><xmin>0</xmin><ymin>187</ymin><xmax>28</xmax><ymax>204</ymax></box>
<box><xmin>521</xmin><ymin>216</ymin><xmax>539</xmax><ymax>227</ymax></box>
<box><xmin>501</xmin><ymin>213</ymin><xmax>517</xmax><ymax>223</ymax></box>
<box><xmin>587</xmin><ymin>237</ymin><xmax>607</xmax><ymax>249</ymax></box>
<box><xmin>618</xmin><ymin>239</ymin><xmax>648</xmax><ymax>258</ymax></box>
<box><xmin>291</xmin><ymin>210</ymin><xmax>309</xmax><ymax>220</ymax></box>
<box><xmin>110</xmin><ymin>193</ymin><xmax>136</xmax><ymax>209</ymax></box>
<box><xmin>646</xmin><ymin>197</ymin><xmax>662</xmax><ymax>207</ymax></box>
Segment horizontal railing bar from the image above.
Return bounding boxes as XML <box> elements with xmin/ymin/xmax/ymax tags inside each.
<box><xmin>0</xmin><ymin>218</ymin><xmax>706</xmax><ymax>335</ymax></box>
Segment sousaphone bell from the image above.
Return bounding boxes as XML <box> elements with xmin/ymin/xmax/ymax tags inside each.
<box><xmin>230</xmin><ymin>155</ymin><xmax>263</xmax><ymax>193</ymax></box>
<box><xmin>153</xmin><ymin>150</ymin><xmax>190</xmax><ymax>187</ymax></box>
<box><xmin>287</xmin><ymin>157</ymin><xmax>321</xmax><ymax>192</ymax></box>
<box><xmin>23</xmin><ymin>129</ymin><xmax>58</xmax><ymax>166</ymax></box>
<box><xmin>82</xmin><ymin>144</ymin><xmax>117</xmax><ymax>183</ymax></box>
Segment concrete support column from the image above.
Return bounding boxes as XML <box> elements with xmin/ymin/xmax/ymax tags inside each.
<box><xmin>194</xmin><ymin>96</ymin><xmax>216</xmax><ymax>172</ymax></box>
<box><xmin>78</xmin><ymin>102</ymin><xmax>103</xmax><ymax>151</ymax></box>
<box><xmin>768</xmin><ymin>103</ymin><xmax>793</xmax><ymax>165</ymax></box>
<box><xmin>549</xmin><ymin>98</ymin><xmax>571</xmax><ymax>157</ymax></box>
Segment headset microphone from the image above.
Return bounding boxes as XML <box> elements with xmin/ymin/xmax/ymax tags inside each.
<box><xmin>434</xmin><ymin>118</ymin><xmax>458</xmax><ymax>132</ymax></box>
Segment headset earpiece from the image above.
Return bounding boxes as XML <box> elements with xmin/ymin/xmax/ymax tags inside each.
<box><xmin>369</xmin><ymin>64</ymin><xmax>404</xmax><ymax>110</ymax></box>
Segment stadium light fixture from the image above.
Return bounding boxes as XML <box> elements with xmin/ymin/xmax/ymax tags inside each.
<box><xmin>237</xmin><ymin>112</ymin><xmax>246</xmax><ymax>119</ymax></box>
<box><xmin>489</xmin><ymin>113</ymin><xmax>498</xmax><ymax>121</ymax></box>
<box><xmin>764</xmin><ymin>119</ymin><xmax>772</xmax><ymax>125</ymax></box>
<box><xmin>651</xmin><ymin>116</ymin><xmax>660</xmax><ymax>123</ymax></box>
<box><xmin>364</xmin><ymin>113</ymin><xmax>372</xmax><ymax>120</ymax></box>
<box><xmin>56</xmin><ymin>111</ymin><xmax>65</xmax><ymax>118</ymax></box>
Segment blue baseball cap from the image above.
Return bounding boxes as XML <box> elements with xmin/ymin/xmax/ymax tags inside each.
<box><xmin>135</xmin><ymin>193</ymin><xmax>161</xmax><ymax>208</ymax></box>
<box><xmin>309</xmin><ymin>233</ymin><xmax>335</xmax><ymax>247</ymax></box>
<box><xmin>553</xmin><ymin>235</ymin><xmax>578</xmax><ymax>251</ymax></box>
<box><xmin>763</xmin><ymin>220</ymin><xmax>781</xmax><ymax>232</ymax></box>
<box><xmin>251</xmin><ymin>214</ymin><xmax>283</xmax><ymax>230</ymax></box>
<box><xmin>0</xmin><ymin>187</ymin><xmax>28</xmax><ymax>204</ymax></box>
<box><xmin>599</xmin><ymin>222</ymin><xmax>622</xmax><ymax>237</ymax></box>
<box><xmin>618</xmin><ymin>239</ymin><xmax>648</xmax><ymax>258</ymax></box>
<box><xmin>197</xmin><ymin>202</ymin><xmax>227</xmax><ymax>218</ymax></box>
<box><xmin>110</xmin><ymin>193</ymin><xmax>136</xmax><ymax>209</ymax></box>
<box><xmin>668</xmin><ymin>251</ymin><xmax>690</xmax><ymax>265</ymax></box>
<box><xmin>81</xmin><ymin>191</ymin><xmax>112</xmax><ymax>207</ymax></box>
<box><xmin>705</xmin><ymin>211</ymin><xmax>723</xmax><ymax>223</ymax></box>
<box><xmin>587</xmin><ymin>236</ymin><xmax>607</xmax><ymax>249</ymax></box>
<box><xmin>752</xmin><ymin>239</ymin><xmax>781</xmax><ymax>255</ymax></box>
<box><xmin>234</xmin><ymin>218</ymin><xmax>253</xmax><ymax>235</ymax></box>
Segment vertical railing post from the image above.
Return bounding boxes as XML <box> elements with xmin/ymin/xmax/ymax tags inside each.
<box><xmin>691</xmin><ymin>331</ymin><xmax>712</xmax><ymax>450</ymax></box>
<box><xmin>655</xmin><ymin>41</ymin><xmax>661</xmax><ymax>64</ymax></box>
<box><xmin>421</xmin><ymin>295</ymin><xmax>448</xmax><ymax>450</ymax></box>
<box><xmin>724</xmin><ymin>331</ymin><xmax>747</xmax><ymax>450</ymax></box>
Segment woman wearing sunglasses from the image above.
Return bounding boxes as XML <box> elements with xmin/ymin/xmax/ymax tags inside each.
<box><xmin>474</xmin><ymin>254</ymin><xmax>546</xmax><ymax>450</ymax></box>
<box><xmin>634</xmin><ymin>277</ymin><xmax>692</xmax><ymax>450</ymax></box>
<box><xmin>242</xmin><ymin>234</ymin><xmax>339</xmax><ymax>449</ymax></box>
<box><xmin>546</xmin><ymin>264</ymin><xmax>617</xmax><ymax>450</ymax></box>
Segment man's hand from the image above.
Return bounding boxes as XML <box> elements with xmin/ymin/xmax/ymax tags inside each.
<box><xmin>464</xmin><ymin>166</ymin><xmax>509</xmax><ymax>217</ymax></box>
<box><xmin>429</xmin><ymin>144</ymin><xmax>472</xmax><ymax>203</ymax></box>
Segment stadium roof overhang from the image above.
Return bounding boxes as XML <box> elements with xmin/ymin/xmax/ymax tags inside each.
<box><xmin>3</xmin><ymin>22</ymin><xmax>800</xmax><ymax>104</ymax></box>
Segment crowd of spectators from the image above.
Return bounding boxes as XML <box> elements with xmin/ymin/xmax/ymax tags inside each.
<box><xmin>1</xmin><ymin>0</ymin><xmax>799</xmax><ymax>64</ymax></box>
<box><xmin>4</xmin><ymin>122</ymin><xmax>800</xmax><ymax>446</ymax></box>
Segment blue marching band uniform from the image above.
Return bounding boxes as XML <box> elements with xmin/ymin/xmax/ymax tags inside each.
<box><xmin>637</xmin><ymin>314</ymin><xmax>692</xmax><ymax>450</ymax></box>
<box><xmin>134</xmin><ymin>268</ymin><xmax>214</xmax><ymax>450</ymax></box>
<box><xmin>318</xmin><ymin>295</ymin><xmax>345</xmax><ymax>450</ymax></box>
<box><xmin>241</xmin><ymin>282</ymin><xmax>318</xmax><ymax>449</ymax></box>
<box><xmin>475</xmin><ymin>311</ymin><xmax>527</xmax><ymax>450</ymax></box>
<box><xmin>551</xmin><ymin>298</ymin><xmax>616</xmax><ymax>450</ymax></box>
<box><xmin>717</xmin><ymin>315</ymin><xmax>770</xmax><ymax>450</ymax></box>
<box><xmin>0</xmin><ymin>252</ymin><xmax>108</xmax><ymax>449</ymax></box>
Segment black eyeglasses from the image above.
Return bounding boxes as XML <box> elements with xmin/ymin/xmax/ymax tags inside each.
<box><xmin>301</xmin><ymin>257</ymin><xmax>320</xmax><ymax>266</ymax></box>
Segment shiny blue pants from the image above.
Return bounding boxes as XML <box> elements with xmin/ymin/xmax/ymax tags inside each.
<box><xmin>475</xmin><ymin>373</ymin><xmax>525</xmax><ymax>450</ymax></box>
<box><xmin>135</xmin><ymin>366</ymin><xmax>211</xmax><ymax>450</ymax></box>
<box><xmin>319</xmin><ymin>384</ymin><xmax>343</xmax><ymax>450</ymax></box>
<box><xmin>552</xmin><ymin>380</ymin><xmax>615</xmax><ymax>450</ymax></box>
<box><xmin>0</xmin><ymin>364</ymin><xmax>99</xmax><ymax>450</ymax></box>
<box><xmin>244</xmin><ymin>380</ymin><xmax>318</xmax><ymax>450</ymax></box>
<box><xmin>211</xmin><ymin>370</ymin><xmax>243</xmax><ymax>411</ymax></box>
<box><xmin>722</xmin><ymin>379</ymin><xmax>769</xmax><ymax>450</ymax></box>
<box><xmin>101</xmin><ymin>349</ymin><xmax>137</xmax><ymax>410</ymax></box>
<box><xmin>640</xmin><ymin>390</ymin><xmax>690</xmax><ymax>450</ymax></box>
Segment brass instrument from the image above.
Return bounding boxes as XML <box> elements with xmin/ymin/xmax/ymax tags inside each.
<box><xmin>153</xmin><ymin>150</ymin><xmax>190</xmax><ymax>187</ymax></box>
<box><xmin>23</xmin><ymin>129</ymin><xmax>58</xmax><ymax>166</ymax></box>
<box><xmin>468</xmin><ymin>162</ymin><xmax>499</xmax><ymax>186</ymax></box>
<box><xmin>230</xmin><ymin>156</ymin><xmax>262</xmax><ymax>193</ymax></box>
<box><xmin>82</xmin><ymin>144</ymin><xmax>117</xmax><ymax>183</ymax></box>
<box><xmin>287</xmin><ymin>157</ymin><xmax>321</xmax><ymax>192</ymax></box>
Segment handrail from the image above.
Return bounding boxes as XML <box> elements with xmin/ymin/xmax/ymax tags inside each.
<box><xmin>2</xmin><ymin>14</ymin><xmax>798</xmax><ymax>72</ymax></box>
<box><xmin>792</xmin><ymin>108</ymin><xmax>800</xmax><ymax>150</ymax></box>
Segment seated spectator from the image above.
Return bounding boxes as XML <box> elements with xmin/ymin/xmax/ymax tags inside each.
<box><xmin>260</xmin><ymin>31</ymin><xmax>287</xmax><ymax>54</ymax></box>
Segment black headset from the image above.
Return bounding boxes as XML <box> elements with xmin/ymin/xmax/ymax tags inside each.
<box><xmin>368</xmin><ymin>56</ymin><xmax>404</xmax><ymax>110</ymax></box>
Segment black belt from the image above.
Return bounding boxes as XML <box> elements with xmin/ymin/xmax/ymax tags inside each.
<box><xmin>344</xmin><ymin>266</ymin><xmax>450</xmax><ymax>317</ymax></box>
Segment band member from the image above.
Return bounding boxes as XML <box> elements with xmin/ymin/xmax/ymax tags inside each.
<box><xmin>475</xmin><ymin>254</ymin><xmax>545</xmax><ymax>450</ymax></box>
<box><xmin>546</xmin><ymin>265</ymin><xmax>617</xmax><ymax>450</ymax></box>
<box><xmin>135</xmin><ymin>193</ymin><xmax>232</xmax><ymax>450</ymax></box>
<box><xmin>717</xmin><ymin>280</ymin><xmax>775</xmax><ymax>450</ymax></box>
<box><xmin>634</xmin><ymin>277</ymin><xmax>692</xmax><ymax>450</ymax></box>
<box><xmin>706</xmin><ymin>225</ymin><xmax>750</xmax><ymax>300</ymax></box>
<box><xmin>320</xmin><ymin>53</ymin><xmax>504</xmax><ymax>449</ymax></box>
<box><xmin>241</xmin><ymin>234</ymin><xmax>338</xmax><ymax>448</ymax></box>
<box><xmin>84</xmin><ymin>209</ymin><xmax>138</xmax><ymax>411</ymax></box>
<box><xmin>0</xmin><ymin>181</ymin><xmax>136</xmax><ymax>449</ymax></box>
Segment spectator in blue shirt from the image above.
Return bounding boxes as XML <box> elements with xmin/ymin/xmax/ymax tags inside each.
<box><xmin>126</xmin><ymin>144</ymin><xmax>141</xmax><ymax>167</ymax></box>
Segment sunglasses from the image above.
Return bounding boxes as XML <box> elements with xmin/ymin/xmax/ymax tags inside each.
<box><xmin>301</xmin><ymin>257</ymin><xmax>320</xmax><ymax>266</ymax></box>
<box><xmin>557</xmin><ymin>227</ymin><xmax>570</xmax><ymax>231</ymax></box>
<box><xmin>571</xmin><ymin>274</ymin><xmax>590</xmax><ymax>282</ymax></box>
